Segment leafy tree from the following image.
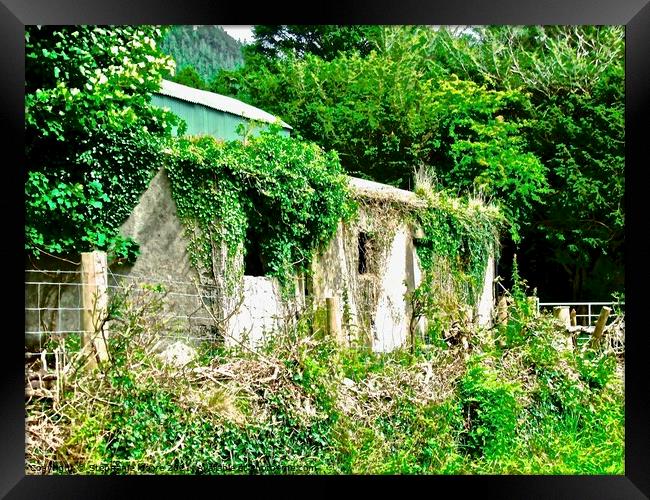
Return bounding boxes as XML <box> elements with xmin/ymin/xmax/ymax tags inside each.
<box><xmin>434</xmin><ymin>26</ymin><xmax>625</xmax><ymax>299</ymax></box>
<box><xmin>213</xmin><ymin>26</ymin><xmax>548</xmax><ymax>241</ymax></box>
<box><xmin>247</xmin><ymin>25</ymin><xmax>383</xmax><ymax>60</ymax></box>
<box><xmin>25</xmin><ymin>25</ymin><xmax>181</xmax><ymax>262</ymax></box>
<box><xmin>172</xmin><ymin>65</ymin><xmax>208</xmax><ymax>90</ymax></box>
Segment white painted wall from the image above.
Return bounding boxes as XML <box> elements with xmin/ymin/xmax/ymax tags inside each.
<box><xmin>226</xmin><ymin>276</ymin><xmax>284</xmax><ymax>348</ymax></box>
<box><xmin>372</xmin><ymin>227</ymin><xmax>412</xmax><ymax>352</ymax></box>
<box><xmin>226</xmin><ymin>275</ymin><xmax>305</xmax><ymax>348</ymax></box>
<box><xmin>476</xmin><ymin>254</ymin><xmax>496</xmax><ymax>328</ymax></box>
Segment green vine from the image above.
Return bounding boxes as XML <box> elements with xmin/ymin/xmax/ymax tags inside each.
<box><xmin>165</xmin><ymin>128</ymin><xmax>355</xmax><ymax>292</ymax></box>
<box><xmin>408</xmin><ymin>186</ymin><xmax>504</xmax><ymax>340</ymax></box>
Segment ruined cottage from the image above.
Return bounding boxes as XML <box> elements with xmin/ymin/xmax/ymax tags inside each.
<box><xmin>25</xmin><ymin>80</ymin><xmax>496</xmax><ymax>354</ymax></box>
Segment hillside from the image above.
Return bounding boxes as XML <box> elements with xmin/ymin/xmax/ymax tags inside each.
<box><xmin>160</xmin><ymin>25</ymin><xmax>244</xmax><ymax>82</ymax></box>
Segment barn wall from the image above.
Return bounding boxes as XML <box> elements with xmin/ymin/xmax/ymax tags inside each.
<box><xmin>151</xmin><ymin>94</ymin><xmax>291</xmax><ymax>141</ymax></box>
<box><xmin>25</xmin><ymin>167</ymin><xmax>496</xmax><ymax>353</ymax></box>
<box><xmin>117</xmin><ymin>168</ymin><xmax>196</xmax><ymax>283</ymax></box>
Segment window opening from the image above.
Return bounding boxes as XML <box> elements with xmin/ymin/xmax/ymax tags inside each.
<box><xmin>358</xmin><ymin>232</ymin><xmax>369</xmax><ymax>274</ymax></box>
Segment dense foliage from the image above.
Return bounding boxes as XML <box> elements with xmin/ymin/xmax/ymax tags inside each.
<box><xmin>160</xmin><ymin>25</ymin><xmax>243</xmax><ymax>83</ymax></box>
<box><xmin>165</xmin><ymin>129</ymin><xmax>354</xmax><ymax>288</ymax></box>
<box><xmin>207</xmin><ymin>25</ymin><xmax>624</xmax><ymax>300</ymax></box>
<box><xmin>431</xmin><ymin>25</ymin><xmax>625</xmax><ymax>299</ymax></box>
<box><xmin>27</xmin><ymin>280</ymin><xmax>623</xmax><ymax>474</ymax></box>
<box><xmin>211</xmin><ymin>27</ymin><xmax>548</xmax><ymax>243</ymax></box>
<box><xmin>170</xmin><ymin>66</ymin><xmax>209</xmax><ymax>91</ymax></box>
<box><xmin>25</xmin><ymin>25</ymin><xmax>180</xmax><ymax>262</ymax></box>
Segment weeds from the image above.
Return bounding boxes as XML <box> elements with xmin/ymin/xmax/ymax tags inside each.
<box><xmin>26</xmin><ymin>273</ymin><xmax>624</xmax><ymax>475</ymax></box>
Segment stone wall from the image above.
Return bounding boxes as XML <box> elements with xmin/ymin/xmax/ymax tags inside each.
<box><xmin>25</xmin><ymin>167</ymin><xmax>496</xmax><ymax>353</ymax></box>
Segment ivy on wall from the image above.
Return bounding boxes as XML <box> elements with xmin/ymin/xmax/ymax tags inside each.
<box><xmin>165</xmin><ymin>128</ymin><xmax>355</xmax><ymax>291</ymax></box>
<box><xmin>164</xmin><ymin>125</ymin><xmax>503</xmax><ymax>326</ymax></box>
<box><xmin>414</xmin><ymin>192</ymin><xmax>503</xmax><ymax>305</ymax></box>
<box><xmin>408</xmin><ymin>185</ymin><xmax>505</xmax><ymax>341</ymax></box>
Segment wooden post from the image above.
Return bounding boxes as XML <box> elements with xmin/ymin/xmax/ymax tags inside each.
<box><xmin>497</xmin><ymin>296</ymin><xmax>508</xmax><ymax>325</ymax></box>
<box><xmin>81</xmin><ymin>251</ymin><xmax>109</xmax><ymax>368</ymax></box>
<box><xmin>326</xmin><ymin>297</ymin><xmax>340</xmax><ymax>342</ymax></box>
<box><xmin>570</xmin><ymin>308</ymin><xmax>577</xmax><ymax>327</ymax></box>
<box><xmin>461</xmin><ymin>305</ymin><xmax>473</xmax><ymax>327</ymax></box>
<box><xmin>590</xmin><ymin>306</ymin><xmax>611</xmax><ymax>348</ymax></box>
<box><xmin>553</xmin><ymin>306</ymin><xmax>570</xmax><ymax>329</ymax></box>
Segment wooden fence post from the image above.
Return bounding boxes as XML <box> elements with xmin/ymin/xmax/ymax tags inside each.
<box><xmin>497</xmin><ymin>296</ymin><xmax>508</xmax><ymax>325</ymax></box>
<box><xmin>326</xmin><ymin>297</ymin><xmax>340</xmax><ymax>342</ymax></box>
<box><xmin>570</xmin><ymin>308</ymin><xmax>577</xmax><ymax>327</ymax></box>
<box><xmin>590</xmin><ymin>306</ymin><xmax>611</xmax><ymax>348</ymax></box>
<box><xmin>81</xmin><ymin>251</ymin><xmax>109</xmax><ymax>369</ymax></box>
<box><xmin>553</xmin><ymin>306</ymin><xmax>571</xmax><ymax>329</ymax></box>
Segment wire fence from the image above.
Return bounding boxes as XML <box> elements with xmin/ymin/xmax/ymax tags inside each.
<box><xmin>25</xmin><ymin>269</ymin><xmax>230</xmax><ymax>349</ymax></box>
<box><xmin>25</xmin><ymin>264</ymin><xmax>418</xmax><ymax>356</ymax></box>
<box><xmin>24</xmin><ymin>266</ymin><xmax>315</xmax><ymax>356</ymax></box>
<box><xmin>25</xmin><ymin>269</ymin><xmax>86</xmax><ymax>339</ymax></box>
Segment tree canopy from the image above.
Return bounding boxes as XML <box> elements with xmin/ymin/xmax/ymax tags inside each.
<box><xmin>247</xmin><ymin>25</ymin><xmax>383</xmax><ymax>60</ymax></box>
<box><xmin>209</xmin><ymin>25</ymin><xmax>624</xmax><ymax>300</ymax></box>
<box><xmin>25</xmin><ymin>25</ymin><xmax>181</xmax><ymax>262</ymax></box>
<box><xmin>432</xmin><ymin>26</ymin><xmax>624</xmax><ymax>299</ymax></box>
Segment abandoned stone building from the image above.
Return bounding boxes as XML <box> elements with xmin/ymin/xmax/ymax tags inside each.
<box><xmin>25</xmin><ymin>80</ymin><xmax>496</xmax><ymax>354</ymax></box>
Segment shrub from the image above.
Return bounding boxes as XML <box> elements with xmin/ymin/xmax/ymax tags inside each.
<box><xmin>458</xmin><ymin>355</ymin><xmax>522</xmax><ymax>460</ymax></box>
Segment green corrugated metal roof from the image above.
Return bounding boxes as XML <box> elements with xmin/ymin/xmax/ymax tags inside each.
<box><xmin>153</xmin><ymin>80</ymin><xmax>291</xmax><ymax>141</ymax></box>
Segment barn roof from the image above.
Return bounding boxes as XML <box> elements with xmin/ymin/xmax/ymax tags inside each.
<box><xmin>157</xmin><ymin>80</ymin><xmax>292</xmax><ymax>130</ymax></box>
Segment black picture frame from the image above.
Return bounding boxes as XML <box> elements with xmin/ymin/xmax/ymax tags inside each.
<box><xmin>4</xmin><ymin>1</ymin><xmax>648</xmax><ymax>497</ymax></box>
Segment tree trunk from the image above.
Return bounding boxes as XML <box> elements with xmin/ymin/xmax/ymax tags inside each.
<box><xmin>571</xmin><ymin>266</ymin><xmax>583</xmax><ymax>301</ymax></box>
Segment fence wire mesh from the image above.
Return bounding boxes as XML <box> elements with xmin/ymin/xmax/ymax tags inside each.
<box><xmin>26</xmin><ymin>266</ymin><xmax>418</xmax><ymax>357</ymax></box>
<box><xmin>25</xmin><ymin>268</ymin><xmax>229</xmax><ymax>350</ymax></box>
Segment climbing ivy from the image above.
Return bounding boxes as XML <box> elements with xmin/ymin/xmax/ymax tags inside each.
<box><xmin>166</xmin><ymin>126</ymin><xmax>502</xmax><ymax>326</ymax></box>
<box><xmin>408</xmin><ymin>186</ymin><xmax>504</xmax><ymax>341</ymax></box>
<box><xmin>25</xmin><ymin>25</ymin><xmax>181</xmax><ymax>263</ymax></box>
<box><xmin>165</xmin><ymin>128</ymin><xmax>354</xmax><ymax>290</ymax></box>
<box><xmin>415</xmin><ymin>192</ymin><xmax>503</xmax><ymax>304</ymax></box>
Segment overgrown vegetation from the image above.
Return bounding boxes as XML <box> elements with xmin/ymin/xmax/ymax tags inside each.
<box><xmin>209</xmin><ymin>25</ymin><xmax>624</xmax><ymax>300</ymax></box>
<box><xmin>25</xmin><ymin>26</ymin><xmax>181</xmax><ymax>263</ymax></box>
<box><xmin>24</xmin><ymin>24</ymin><xmax>625</xmax><ymax>477</ymax></box>
<box><xmin>26</xmin><ymin>276</ymin><xmax>624</xmax><ymax>475</ymax></box>
<box><xmin>165</xmin><ymin>129</ymin><xmax>354</xmax><ymax>291</ymax></box>
<box><xmin>399</xmin><ymin>167</ymin><xmax>505</xmax><ymax>346</ymax></box>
